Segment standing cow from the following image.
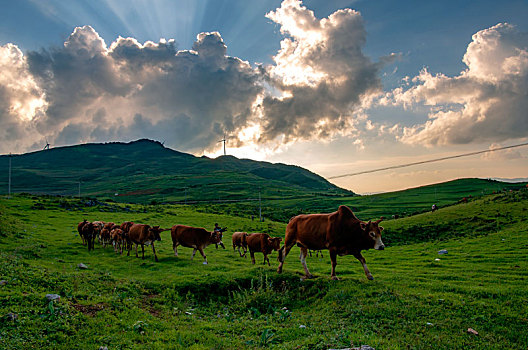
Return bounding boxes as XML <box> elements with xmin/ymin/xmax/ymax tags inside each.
<box><xmin>247</xmin><ymin>233</ymin><xmax>282</xmax><ymax>266</ymax></box>
<box><xmin>277</xmin><ymin>205</ymin><xmax>385</xmax><ymax>280</ymax></box>
<box><xmin>232</xmin><ymin>232</ymin><xmax>249</xmax><ymax>257</ymax></box>
<box><xmin>81</xmin><ymin>221</ymin><xmax>96</xmax><ymax>251</ymax></box>
<box><xmin>77</xmin><ymin>220</ymin><xmax>88</xmax><ymax>245</ymax></box>
<box><xmin>127</xmin><ymin>224</ymin><xmax>166</xmax><ymax>262</ymax></box>
<box><xmin>170</xmin><ymin>225</ymin><xmax>222</xmax><ymax>264</ymax></box>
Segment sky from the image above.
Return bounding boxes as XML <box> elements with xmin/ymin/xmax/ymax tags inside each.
<box><xmin>1</xmin><ymin>0</ymin><xmax>527</xmax><ymax>194</ymax></box>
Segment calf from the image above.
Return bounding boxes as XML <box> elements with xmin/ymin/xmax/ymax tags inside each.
<box><xmin>232</xmin><ymin>232</ymin><xmax>249</xmax><ymax>257</ymax></box>
<box><xmin>127</xmin><ymin>224</ymin><xmax>166</xmax><ymax>262</ymax></box>
<box><xmin>246</xmin><ymin>233</ymin><xmax>282</xmax><ymax>266</ymax></box>
<box><xmin>171</xmin><ymin>225</ymin><xmax>222</xmax><ymax>264</ymax></box>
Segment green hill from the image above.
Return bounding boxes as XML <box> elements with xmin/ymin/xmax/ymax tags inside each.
<box><xmin>0</xmin><ymin>139</ymin><xmax>353</xmax><ymax>203</ymax></box>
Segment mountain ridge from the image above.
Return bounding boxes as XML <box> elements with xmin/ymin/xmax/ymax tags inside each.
<box><xmin>0</xmin><ymin>139</ymin><xmax>354</xmax><ymax>202</ymax></box>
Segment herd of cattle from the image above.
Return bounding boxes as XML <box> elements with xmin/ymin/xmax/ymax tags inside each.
<box><xmin>76</xmin><ymin>205</ymin><xmax>385</xmax><ymax>280</ymax></box>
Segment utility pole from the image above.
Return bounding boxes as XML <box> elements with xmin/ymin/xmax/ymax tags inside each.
<box><xmin>259</xmin><ymin>189</ymin><xmax>262</xmax><ymax>222</ymax></box>
<box><xmin>8</xmin><ymin>153</ymin><xmax>11</xmax><ymax>199</ymax></box>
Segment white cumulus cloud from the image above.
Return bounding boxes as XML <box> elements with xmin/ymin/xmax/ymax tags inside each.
<box><xmin>387</xmin><ymin>23</ymin><xmax>528</xmax><ymax>146</ymax></box>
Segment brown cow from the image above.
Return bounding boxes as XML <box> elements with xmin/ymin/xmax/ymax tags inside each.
<box><xmin>232</xmin><ymin>232</ymin><xmax>249</xmax><ymax>257</ymax></box>
<box><xmin>120</xmin><ymin>221</ymin><xmax>134</xmax><ymax>251</ymax></box>
<box><xmin>170</xmin><ymin>225</ymin><xmax>222</xmax><ymax>264</ymax></box>
<box><xmin>92</xmin><ymin>221</ymin><xmax>105</xmax><ymax>243</ymax></box>
<box><xmin>81</xmin><ymin>221</ymin><xmax>96</xmax><ymax>251</ymax></box>
<box><xmin>277</xmin><ymin>205</ymin><xmax>385</xmax><ymax>280</ymax></box>
<box><xmin>110</xmin><ymin>227</ymin><xmax>125</xmax><ymax>254</ymax></box>
<box><xmin>246</xmin><ymin>233</ymin><xmax>282</xmax><ymax>266</ymax></box>
<box><xmin>77</xmin><ymin>220</ymin><xmax>88</xmax><ymax>245</ymax></box>
<box><xmin>127</xmin><ymin>224</ymin><xmax>166</xmax><ymax>262</ymax></box>
<box><xmin>100</xmin><ymin>228</ymin><xmax>111</xmax><ymax>247</ymax></box>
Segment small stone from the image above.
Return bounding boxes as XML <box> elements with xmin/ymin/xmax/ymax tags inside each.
<box><xmin>438</xmin><ymin>249</ymin><xmax>448</xmax><ymax>255</ymax></box>
<box><xmin>0</xmin><ymin>280</ymin><xmax>8</xmax><ymax>286</ymax></box>
<box><xmin>467</xmin><ymin>328</ymin><xmax>479</xmax><ymax>335</ymax></box>
<box><xmin>99</xmin><ymin>347</ymin><xmax>108</xmax><ymax>350</ymax></box>
<box><xmin>299</xmin><ymin>325</ymin><xmax>306</xmax><ymax>329</ymax></box>
<box><xmin>426</xmin><ymin>322</ymin><xmax>434</xmax><ymax>326</ymax></box>
<box><xmin>78</xmin><ymin>263</ymin><xmax>88</xmax><ymax>269</ymax></box>
<box><xmin>45</xmin><ymin>294</ymin><xmax>60</xmax><ymax>301</ymax></box>
<box><xmin>435</xmin><ymin>258</ymin><xmax>441</xmax><ymax>261</ymax></box>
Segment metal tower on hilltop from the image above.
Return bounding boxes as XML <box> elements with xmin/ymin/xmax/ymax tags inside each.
<box><xmin>218</xmin><ymin>134</ymin><xmax>227</xmax><ymax>156</ymax></box>
<box><xmin>43</xmin><ymin>139</ymin><xmax>50</xmax><ymax>150</ymax></box>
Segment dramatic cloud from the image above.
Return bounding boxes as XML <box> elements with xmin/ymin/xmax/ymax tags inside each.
<box><xmin>386</xmin><ymin>23</ymin><xmax>528</xmax><ymax>146</ymax></box>
<box><xmin>259</xmin><ymin>0</ymin><xmax>384</xmax><ymax>143</ymax></box>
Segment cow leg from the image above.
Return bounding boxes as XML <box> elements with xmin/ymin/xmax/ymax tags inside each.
<box><xmin>353</xmin><ymin>252</ymin><xmax>373</xmax><ymax>280</ymax></box>
<box><xmin>330</xmin><ymin>249</ymin><xmax>339</xmax><ymax>280</ymax></box>
<box><xmin>243</xmin><ymin>246</ymin><xmax>247</xmax><ymax>258</ymax></box>
<box><xmin>263</xmin><ymin>253</ymin><xmax>269</xmax><ymax>266</ymax></box>
<box><xmin>141</xmin><ymin>244</ymin><xmax>145</xmax><ymax>259</ymax></box>
<box><xmin>151</xmin><ymin>243</ymin><xmax>158</xmax><ymax>262</ymax></box>
<box><xmin>198</xmin><ymin>248</ymin><xmax>208</xmax><ymax>265</ymax></box>
<box><xmin>191</xmin><ymin>248</ymin><xmax>197</xmax><ymax>260</ymax></box>
<box><xmin>277</xmin><ymin>240</ymin><xmax>296</xmax><ymax>274</ymax></box>
<box><xmin>135</xmin><ymin>243</ymin><xmax>139</xmax><ymax>258</ymax></box>
<box><xmin>299</xmin><ymin>248</ymin><xmax>314</xmax><ymax>279</ymax></box>
<box><xmin>250</xmin><ymin>250</ymin><xmax>256</xmax><ymax>265</ymax></box>
<box><xmin>173</xmin><ymin>242</ymin><xmax>179</xmax><ymax>256</ymax></box>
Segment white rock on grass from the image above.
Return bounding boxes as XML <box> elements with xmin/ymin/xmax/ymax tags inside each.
<box><xmin>78</xmin><ymin>263</ymin><xmax>88</xmax><ymax>269</ymax></box>
<box><xmin>438</xmin><ymin>249</ymin><xmax>448</xmax><ymax>255</ymax></box>
<box><xmin>45</xmin><ymin>294</ymin><xmax>60</xmax><ymax>301</ymax></box>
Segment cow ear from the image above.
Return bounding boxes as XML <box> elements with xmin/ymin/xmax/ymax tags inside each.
<box><xmin>360</xmin><ymin>222</ymin><xmax>367</xmax><ymax>230</ymax></box>
<box><xmin>379</xmin><ymin>226</ymin><xmax>384</xmax><ymax>231</ymax></box>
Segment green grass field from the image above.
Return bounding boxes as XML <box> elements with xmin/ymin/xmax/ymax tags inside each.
<box><xmin>1</xmin><ymin>190</ymin><xmax>527</xmax><ymax>349</ymax></box>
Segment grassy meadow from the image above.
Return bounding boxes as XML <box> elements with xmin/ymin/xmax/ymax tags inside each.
<box><xmin>0</xmin><ymin>190</ymin><xmax>527</xmax><ymax>349</ymax></box>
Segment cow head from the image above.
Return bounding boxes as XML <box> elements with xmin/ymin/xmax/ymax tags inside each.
<box><xmin>361</xmin><ymin>218</ymin><xmax>385</xmax><ymax>250</ymax></box>
<box><xmin>268</xmin><ymin>237</ymin><xmax>282</xmax><ymax>251</ymax></box>
<box><xmin>149</xmin><ymin>226</ymin><xmax>163</xmax><ymax>241</ymax></box>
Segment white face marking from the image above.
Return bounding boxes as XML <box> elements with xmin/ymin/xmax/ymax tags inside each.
<box><xmin>373</xmin><ymin>235</ymin><xmax>384</xmax><ymax>250</ymax></box>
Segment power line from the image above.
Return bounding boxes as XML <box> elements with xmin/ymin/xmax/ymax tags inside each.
<box><xmin>328</xmin><ymin>142</ymin><xmax>528</xmax><ymax>180</ymax></box>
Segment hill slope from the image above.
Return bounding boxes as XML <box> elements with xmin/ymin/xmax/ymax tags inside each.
<box><xmin>0</xmin><ymin>139</ymin><xmax>353</xmax><ymax>203</ymax></box>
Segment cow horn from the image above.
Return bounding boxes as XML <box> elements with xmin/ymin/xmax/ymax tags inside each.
<box><xmin>375</xmin><ymin>218</ymin><xmax>383</xmax><ymax>224</ymax></box>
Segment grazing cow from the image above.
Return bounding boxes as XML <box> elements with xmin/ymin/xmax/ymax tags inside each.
<box><xmin>127</xmin><ymin>224</ymin><xmax>166</xmax><ymax>262</ymax></box>
<box><xmin>77</xmin><ymin>220</ymin><xmax>88</xmax><ymax>245</ymax></box>
<box><xmin>170</xmin><ymin>225</ymin><xmax>222</xmax><ymax>264</ymax></box>
<box><xmin>81</xmin><ymin>221</ymin><xmax>96</xmax><ymax>251</ymax></box>
<box><xmin>232</xmin><ymin>232</ymin><xmax>249</xmax><ymax>257</ymax></box>
<box><xmin>277</xmin><ymin>205</ymin><xmax>385</xmax><ymax>280</ymax></box>
<box><xmin>246</xmin><ymin>233</ymin><xmax>282</xmax><ymax>266</ymax></box>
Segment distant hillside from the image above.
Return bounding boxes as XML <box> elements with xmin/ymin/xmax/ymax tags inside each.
<box><xmin>0</xmin><ymin>139</ymin><xmax>353</xmax><ymax>203</ymax></box>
